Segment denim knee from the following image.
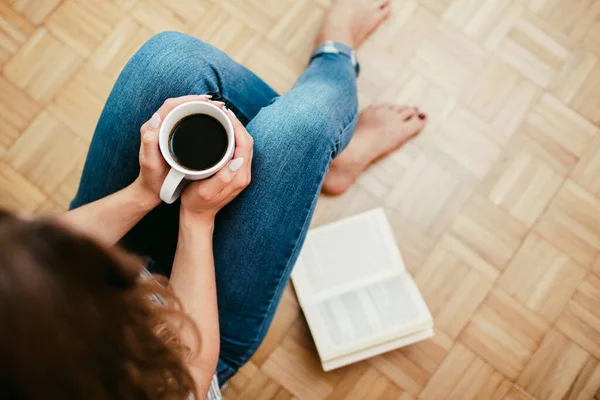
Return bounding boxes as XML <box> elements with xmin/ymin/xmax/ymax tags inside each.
<box><xmin>126</xmin><ymin>31</ymin><xmax>228</xmax><ymax>94</ymax></box>
<box><xmin>139</xmin><ymin>31</ymin><xmax>221</xmax><ymax>61</ymax></box>
<box><xmin>262</xmin><ymin>87</ymin><xmax>355</xmax><ymax>155</ymax></box>
<box><xmin>251</xmin><ymin>102</ymin><xmax>336</xmax><ymax>163</ymax></box>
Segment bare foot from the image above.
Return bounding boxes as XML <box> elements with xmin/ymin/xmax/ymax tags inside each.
<box><xmin>316</xmin><ymin>0</ymin><xmax>391</xmax><ymax>48</ymax></box>
<box><xmin>322</xmin><ymin>105</ymin><xmax>427</xmax><ymax>195</ymax></box>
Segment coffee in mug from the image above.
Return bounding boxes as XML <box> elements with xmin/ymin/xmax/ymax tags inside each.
<box><xmin>168</xmin><ymin>114</ymin><xmax>229</xmax><ymax>171</ymax></box>
<box><xmin>158</xmin><ymin>101</ymin><xmax>235</xmax><ymax>204</ymax></box>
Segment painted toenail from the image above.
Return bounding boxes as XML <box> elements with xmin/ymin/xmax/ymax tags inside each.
<box><xmin>418</xmin><ymin>113</ymin><xmax>426</xmax><ymax>120</ymax></box>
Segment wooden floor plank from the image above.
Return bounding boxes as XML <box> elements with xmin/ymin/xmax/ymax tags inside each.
<box><xmin>2</xmin><ymin>1</ymin><xmax>600</xmax><ymax>398</ymax></box>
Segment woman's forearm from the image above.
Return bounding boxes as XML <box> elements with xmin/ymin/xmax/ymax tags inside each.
<box><xmin>56</xmin><ymin>179</ymin><xmax>160</xmax><ymax>245</ymax></box>
<box><xmin>169</xmin><ymin>210</ymin><xmax>220</xmax><ymax>381</ymax></box>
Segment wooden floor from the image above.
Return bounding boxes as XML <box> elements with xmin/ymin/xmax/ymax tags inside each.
<box><xmin>2</xmin><ymin>0</ymin><xmax>600</xmax><ymax>399</ymax></box>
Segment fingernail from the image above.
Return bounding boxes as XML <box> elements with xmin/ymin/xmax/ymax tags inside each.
<box><xmin>213</xmin><ymin>101</ymin><xmax>225</xmax><ymax>107</ymax></box>
<box><xmin>418</xmin><ymin>113</ymin><xmax>426</xmax><ymax>120</ymax></box>
<box><xmin>229</xmin><ymin>157</ymin><xmax>244</xmax><ymax>172</ymax></box>
<box><xmin>226</xmin><ymin>108</ymin><xmax>236</xmax><ymax>118</ymax></box>
<box><xmin>149</xmin><ymin>112</ymin><xmax>161</xmax><ymax>129</ymax></box>
<box><xmin>198</xmin><ymin>94</ymin><xmax>213</xmax><ymax>99</ymax></box>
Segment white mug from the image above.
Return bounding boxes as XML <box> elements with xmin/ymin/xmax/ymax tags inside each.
<box><xmin>159</xmin><ymin>101</ymin><xmax>235</xmax><ymax>204</ymax></box>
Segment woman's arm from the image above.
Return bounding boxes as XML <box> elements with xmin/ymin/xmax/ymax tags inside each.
<box><xmin>57</xmin><ymin>95</ymin><xmax>213</xmax><ymax>245</ymax></box>
<box><xmin>169</xmin><ymin>211</ymin><xmax>220</xmax><ymax>393</ymax></box>
<box><xmin>169</xmin><ymin>108</ymin><xmax>253</xmax><ymax>396</ymax></box>
<box><xmin>55</xmin><ymin>180</ymin><xmax>159</xmax><ymax>245</ymax></box>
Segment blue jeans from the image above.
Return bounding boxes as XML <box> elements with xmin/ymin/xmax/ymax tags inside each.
<box><xmin>71</xmin><ymin>32</ymin><xmax>358</xmax><ymax>382</ymax></box>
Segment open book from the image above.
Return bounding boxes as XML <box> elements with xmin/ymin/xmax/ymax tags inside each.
<box><xmin>291</xmin><ymin>208</ymin><xmax>434</xmax><ymax>371</ymax></box>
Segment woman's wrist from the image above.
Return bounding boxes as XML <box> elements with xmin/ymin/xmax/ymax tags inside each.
<box><xmin>179</xmin><ymin>208</ymin><xmax>215</xmax><ymax>234</ymax></box>
<box><xmin>129</xmin><ymin>178</ymin><xmax>162</xmax><ymax>211</ymax></box>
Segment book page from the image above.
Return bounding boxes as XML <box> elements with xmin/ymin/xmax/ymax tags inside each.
<box><xmin>302</xmin><ymin>274</ymin><xmax>433</xmax><ymax>361</ymax></box>
<box><xmin>322</xmin><ymin>328</ymin><xmax>435</xmax><ymax>371</ymax></box>
<box><xmin>292</xmin><ymin>208</ymin><xmax>406</xmax><ymax>302</ymax></box>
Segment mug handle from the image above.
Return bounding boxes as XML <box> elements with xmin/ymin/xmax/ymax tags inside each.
<box><xmin>160</xmin><ymin>168</ymin><xmax>188</xmax><ymax>204</ymax></box>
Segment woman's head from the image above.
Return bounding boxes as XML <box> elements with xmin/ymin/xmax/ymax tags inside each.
<box><xmin>0</xmin><ymin>210</ymin><xmax>196</xmax><ymax>399</ymax></box>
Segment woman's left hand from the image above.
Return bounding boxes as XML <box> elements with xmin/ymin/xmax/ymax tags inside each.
<box><xmin>133</xmin><ymin>94</ymin><xmax>213</xmax><ymax>203</ymax></box>
<box><xmin>180</xmin><ymin>107</ymin><xmax>254</xmax><ymax>222</ymax></box>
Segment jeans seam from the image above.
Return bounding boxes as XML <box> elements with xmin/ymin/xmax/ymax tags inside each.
<box><xmin>333</xmin><ymin>111</ymin><xmax>358</xmax><ymax>156</ymax></box>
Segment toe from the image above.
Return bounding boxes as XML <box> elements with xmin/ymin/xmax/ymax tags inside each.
<box><xmin>398</xmin><ymin>107</ymin><xmax>418</xmax><ymax>121</ymax></box>
<box><xmin>373</xmin><ymin>0</ymin><xmax>391</xmax><ymax>17</ymax></box>
<box><xmin>404</xmin><ymin>114</ymin><xmax>427</xmax><ymax>136</ymax></box>
<box><xmin>380</xmin><ymin>3</ymin><xmax>391</xmax><ymax>15</ymax></box>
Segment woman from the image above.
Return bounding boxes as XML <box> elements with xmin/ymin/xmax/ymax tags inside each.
<box><xmin>0</xmin><ymin>0</ymin><xmax>426</xmax><ymax>398</ymax></box>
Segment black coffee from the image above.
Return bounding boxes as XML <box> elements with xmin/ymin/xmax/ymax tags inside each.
<box><xmin>169</xmin><ymin>114</ymin><xmax>228</xmax><ymax>171</ymax></box>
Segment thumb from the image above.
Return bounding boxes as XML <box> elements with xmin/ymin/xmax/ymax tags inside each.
<box><xmin>142</xmin><ymin>113</ymin><xmax>162</xmax><ymax>160</ymax></box>
<box><xmin>148</xmin><ymin>112</ymin><xmax>161</xmax><ymax>131</ymax></box>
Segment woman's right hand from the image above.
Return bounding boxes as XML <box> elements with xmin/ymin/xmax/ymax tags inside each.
<box><xmin>180</xmin><ymin>108</ymin><xmax>254</xmax><ymax>222</ymax></box>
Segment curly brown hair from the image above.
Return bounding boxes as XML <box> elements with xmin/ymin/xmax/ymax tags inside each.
<box><xmin>0</xmin><ymin>210</ymin><xmax>199</xmax><ymax>399</ymax></box>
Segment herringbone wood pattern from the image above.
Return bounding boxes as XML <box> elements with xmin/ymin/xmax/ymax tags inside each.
<box><xmin>2</xmin><ymin>0</ymin><xmax>600</xmax><ymax>399</ymax></box>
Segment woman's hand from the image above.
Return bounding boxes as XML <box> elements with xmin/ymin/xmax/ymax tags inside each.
<box><xmin>180</xmin><ymin>107</ymin><xmax>254</xmax><ymax>223</ymax></box>
<box><xmin>133</xmin><ymin>94</ymin><xmax>213</xmax><ymax>204</ymax></box>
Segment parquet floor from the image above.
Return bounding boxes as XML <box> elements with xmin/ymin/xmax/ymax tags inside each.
<box><xmin>1</xmin><ymin>0</ymin><xmax>600</xmax><ymax>399</ymax></box>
